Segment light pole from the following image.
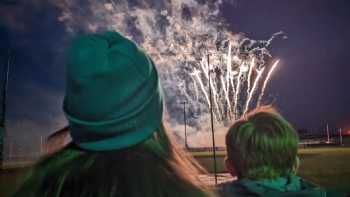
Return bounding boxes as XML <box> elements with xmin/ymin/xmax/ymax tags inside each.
<box><xmin>207</xmin><ymin>54</ymin><xmax>218</xmax><ymax>185</ymax></box>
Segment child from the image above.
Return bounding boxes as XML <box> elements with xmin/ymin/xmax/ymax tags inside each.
<box><xmin>218</xmin><ymin>106</ymin><xmax>326</xmax><ymax>197</ymax></box>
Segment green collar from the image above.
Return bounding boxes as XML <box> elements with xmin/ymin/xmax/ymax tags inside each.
<box><xmin>239</xmin><ymin>175</ymin><xmax>301</xmax><ymax>193</ymax></box>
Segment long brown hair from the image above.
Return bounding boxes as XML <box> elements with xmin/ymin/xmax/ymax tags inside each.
<box><xmin>14</xmin><ymin>123</ymin><xmax>214</xmax><ymax>197</ymax></box>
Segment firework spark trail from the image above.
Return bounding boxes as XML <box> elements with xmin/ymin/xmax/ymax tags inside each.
<box><xmin>190</xmin><ymin>75</ymin><xmax>199</xmax><ymax>102</ymax></box>
<box><xmin>246</xmin><ymin>57</ymin><xmax>255</xmax><ymax>95</ymax></box>
<box><xmin>225</xmin><ymin>43</ymin><xmax>232</xmax><ymax>116</ymax></box>
<box><xmin>187</xmin><ymin>33</ymin><xmax>282</xmax><ymax>121</ymax></box>
<box><xmin>220</xmin><ymin>75</ymin><xmax>232</xmax><ymax>117</ymax></box>
<box><xmin>191</xmin><ymin>69</ymin><xmax>210</xmax><ymax>106</ymax></box>
<box><xmin>257</xmin><ymin>59</ymin><xmax>280</xmax><ymax>106</ymax></box>
<box><xmin>230</xmin><ymin>71</ymin><xmax>236</xmax><ymax>104</ymax></box>
<box><xmin>207</xmin><ymin>57</ymin><xmax>222</xmax><ymax>120</ymax></box>
<box><xmin>265</xmin><ymin>31</ymin><xmax>285</xmax><ymax>48</ymax></box>
<box><xmin>211</xmin><ymin>79</ymin><xmax>222</xmax><ymax>120</ymax></box>
<box><xmin>200</xmin><ymin>56</ymin><xmax>209</xmax><ymax>80</ymax></box>
<box><xmin>244</xmin><ymin>67</ymin><xmax>266</xmax><ymax>114</ymax></box>
<box><xmin>226</xmin><ymin>42</ymin><xmax>232</xmax><ymax>92</ymax></box>
<box><xmin>233</xmin><ymin>62</ymin><xmax>244</xmax><ymax>118</ymax></box>
<box><xmin>246</xmin><ymin>31</ymin><xmax>285</xmax><ymax>54</ymax></box>
<box><xmin>197</xmin><ymin>55</ymin><xmax>222</xmax><ymax>119</ymax></box>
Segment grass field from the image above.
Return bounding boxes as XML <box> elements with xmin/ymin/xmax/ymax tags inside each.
<box><xmin>192</xmin><ymin>146</ymin><xmax>350</xmax><ymax>192</ymax></box>
<box><xmin>298</xmin><ymin>147</ymin><xmax>350</xmax><ymax>191</ymax></box>
<box><xmin>0</xmin><ymin>167</ymin><xmax>27</xmax><ymax>197</ymax></box>
<box><xmin>1</xmin><ymin>146</ymin><xmax>349</xmax><ymax>196</ymax></box>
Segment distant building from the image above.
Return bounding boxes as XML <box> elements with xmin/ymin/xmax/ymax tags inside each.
<box><xmin>45</xmin><ymin>126</ymin><xmax>71</xmax><ymax>154</ymax></box>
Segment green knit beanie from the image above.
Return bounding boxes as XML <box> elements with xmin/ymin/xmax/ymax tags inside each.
<box><xmin>63</xmin><ymin>31</ymin><xmax>163</xmax><ymax>151</ymax></box>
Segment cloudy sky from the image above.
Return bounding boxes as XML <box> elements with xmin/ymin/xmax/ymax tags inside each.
<box><xmin>0</xmin><ymin>0</ymin><xmax>349</xmax><ymax>151</ymax></box>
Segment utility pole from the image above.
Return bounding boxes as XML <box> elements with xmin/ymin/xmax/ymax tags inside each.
<box><xmin>0</xmin><ymin>49</ymin><xmax>11</xmax><ymax>164</ymax></box>
<box><xmin>207</xmin><ymin>54</ymin><xmax>218</xmax><ymax>185</ymax></box>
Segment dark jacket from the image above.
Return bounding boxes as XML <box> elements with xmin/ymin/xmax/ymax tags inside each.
<box><xmin>217</xmin><ymin>176</ymin><xmax>329</xmax><ymax>197</ymax></box>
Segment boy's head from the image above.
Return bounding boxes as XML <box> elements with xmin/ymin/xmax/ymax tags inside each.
<box><xmin>225</xmin><ymin>106</ymin><xmax>299</xmax><ymax>180</ymax></box>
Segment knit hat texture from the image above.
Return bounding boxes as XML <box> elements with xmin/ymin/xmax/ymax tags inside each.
<box><xmin>63</xmin><ymin>31</ymin><xmax>163</xmax><ymax>151</ymax></box>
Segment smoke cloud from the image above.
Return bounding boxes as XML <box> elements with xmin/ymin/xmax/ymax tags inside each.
<box><xmin>52</xmin><ymin>0</ymin><xmax>284</xmax><ymax>147</ymax></box>
<box><xmin>1</xmin><ymin>0</ymin><xmax>282</xmax><ymax>148</ymax></box>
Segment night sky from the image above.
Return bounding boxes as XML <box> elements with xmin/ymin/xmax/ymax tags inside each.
<box><xmin>0</xmin><ymin>0</ymin><xmax>350</xmax><ymax>144</ymax></box>
<box><xmin>222</xmin><ymin>0</ymin><xmax>350</xmax><ymax>130</ymax></box>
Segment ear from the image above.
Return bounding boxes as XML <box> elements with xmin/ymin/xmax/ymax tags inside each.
<box><xmin>292</xmin><ymin>156</ymin><xmax>300</xmax><ymax>174</ymax></box>
<box><xmin>46</xmin><ymin>126</ymin><xmax>71</xmax><ymax>154</ymax></box>
<box><xmin>225</xmin><ymin>157</ymin><xmax>238</xmax><ymax>178</ymax></box>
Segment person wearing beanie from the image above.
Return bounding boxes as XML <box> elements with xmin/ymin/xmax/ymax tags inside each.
<box><xmin>14</xmin><ymin>31</ymin><xmax>213</xmax><ymax>197</ymax></box>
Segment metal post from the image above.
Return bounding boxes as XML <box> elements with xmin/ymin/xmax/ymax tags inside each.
<box><xmin>207</xmin><ymin>54</ymin><xmax>218</xmax><ymax>185</ymax></box>
<box><xmin>9</xmin><ymin>141</ymin><xmax>13</xmax><ymax>161</ymax></box>
<box><xmin>40</xmin><ymin>136</ymin><xmax>43</xmax><ymax>155</ymax></box>
<box><xmin>182</xmin><ymin>101</ymin><xmax>188</xmax><ymax>149</ymax></box>
<box><xmin>1</xmin><ymin>50</ymin><xmax>11</xmax><ymax>164</ymax></box>
<box><xmin>326</xmin><ymin>123</ymin><xmax>330</xmax><ymax>144</ymax></box>
<box><xmin>339</xmin><ymin>128</ymin><xmax>343</xmax><ymax>146</ymax></box>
